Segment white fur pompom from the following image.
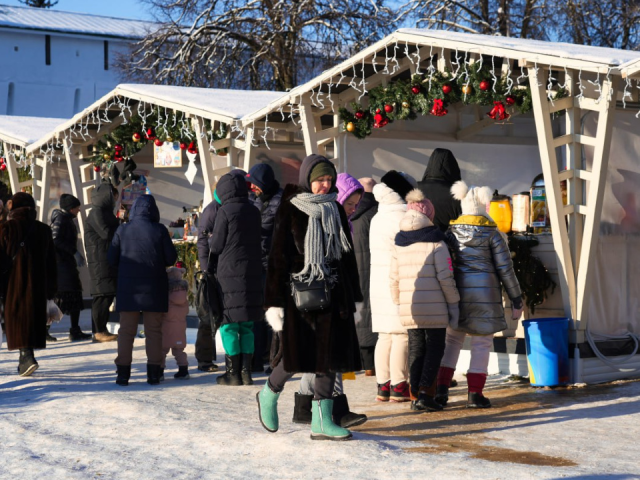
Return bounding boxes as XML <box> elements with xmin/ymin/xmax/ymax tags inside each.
<box><xmin>265</xmin><ymin>307</ymin><xmax>284</xmax><ymax>332</ymax></box>
<box><xmin>405</xmin><ymin>188</ymin><xmax>424</xmax><ymax>204</ymax></box>
<box><xmin>476</xmin><ymin>186</ymin><xmax>494</xmax><ymax>206</ymax></box>
<box><xmin>450</xmin><ymin>180</ymin><xmax>469</xmax><ymax>201</ymax></box>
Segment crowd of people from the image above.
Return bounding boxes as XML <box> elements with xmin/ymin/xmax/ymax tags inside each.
<box><xmin>0</xmin><ymin>147</ymin><xmax>523</xmax><ymax>441</ymax></box>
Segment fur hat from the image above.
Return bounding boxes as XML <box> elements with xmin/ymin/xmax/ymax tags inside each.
<box><xmin>405</xmin><ymin>189</ymin><xmax>435</xmax><ymax>221</ymax></box>
<box><xmin>380</xmin><ymin>170</ymin><xmax>417</xmax><ymax>200</ymax></box>
<box><xmin>167</xmin><ymin>266</ymin><xmax>186</xmax><ymax>281</ymax></box>
<box><xmin>451</xmin><ymin>180</ymin><xmax>493</xmax><ymax>215</ymax></box>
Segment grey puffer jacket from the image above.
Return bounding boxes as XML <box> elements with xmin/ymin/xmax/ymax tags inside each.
<box><xmin>446</xmin><ymin>215</ymin><xmax>522</xmax><ymax>335</ymax></box>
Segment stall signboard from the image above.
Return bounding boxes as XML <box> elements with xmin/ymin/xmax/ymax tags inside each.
<box><xmin>154</xmin><ymin>142</ymin><xmax>183</xmax><ymax>168</ymax></box>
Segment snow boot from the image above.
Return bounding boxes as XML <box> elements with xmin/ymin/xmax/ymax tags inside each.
<box><xmin>115</xmin><ymin>365</ymin><xmax>131</xmax><ymax>386</ymax></box>
<box><xmin>435</xmin><ymin>366</ymin><xmax>456</xmax><ymax>406</ymax></box>
<box><xmin>93</xmin><ymin>331</ymin><xmax>118</xmax><ymax>343</ymax></box>
<box><xmin>292</xmin><ymin>393</ymin><xmax>313</xmax><ymax>424</ymax></box>
<box><xmin>216</xmin><ymin>354</ymin><xmax>242</xmax><ymax>386</ymax></box>
<box><xmin>197</xmin><ymin>363</ymin><xmax>219</xmax><ymax>373</ymax></box>
<box><xmin>45</xmin><ymin>325</ymin><xmax>57</xmax><ymax>342</ymax></box>
<box><xmin>159</xmin><ymin>368</ymin><xmax>165</xmax><ymax>382</ymax></box>
<box><xmin>332</xmin><ymin>394</ymin><xmax>367</xmax><ymax>428</ymax></box>
<box><xmin>390</xmin><ymin>381</ymin><xmax>411</xmax><ymax>402</ymax></box>
<box><xmin>18</xmin><ymin>348</ymin><xmax>38</xmax><ymax>377</ymax></box>
<box><xmin>69</xmin><ymin>327</ymin><xmax>92</xmax><ymax>341</ymax></box>
<box><xmin>310</xmin><ymin>399</ymin><xmax>352</xmax><ymax>441</ymax></box>
<box><xmin>434</xmin><ymin>385</ymin><xmax>449</xmax><ymax>407</ymax></box>
<box><xmin>147</xmin><ymin>364</ymin><xmax>162</xmax><ymax>385</ymax></box>
<box><xmin>174</xmin><ymin>366</ymin><xmax>190</xmax><ymax>380</ymax></box>
<box><xmin>376</xmin><ymin>380</ymin><xmax>391</xmax><ymax>402</ymax></box>
<box><xmin>411</xmin><ymin>380</ymin><xmax>443</xmax><ymax>412</ymax></box>
<box><xmin>256</xmin><ymin>382</ymin><xmax>281</xmax><ymax>433</ymax></box>
<box><xmin>241</xmin><ymin>353</ymin><xmax>254</xmax><ymax>386</ymax></box>
<box><xmin>466</xmin><ymin>372</ymin><xmax>491</xmax><ymax>408</ymax></box>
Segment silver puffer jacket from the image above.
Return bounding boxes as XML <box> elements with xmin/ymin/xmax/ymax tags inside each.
<box><xmin>446</xmin><ymin>215</ymin><xmax>522</xmax><ymax>335</ymax></box>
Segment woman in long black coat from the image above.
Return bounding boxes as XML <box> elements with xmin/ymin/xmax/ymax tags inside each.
<box><xmin>84</xmin><ymin>183</ymin><xmax>119</xmax><ymax>342</ymax></box>
<box><xmin>257</xmin><ymin>154</ymin><xmax>362</xmax><ymax>441</ymax></box>
<box><xmin>0</xmin><ymin>193</ymin><xmax>57</xmax><ymax>376</ymax></box>
<box><xmin>209</xmin><ymin>172</ymin><xmax>263</xmax><ymax>387</ymax></box>
<box><xmin>51</xmin><ymin>194</ymin><xmax>91</xmax><ymax>341</ymax></box>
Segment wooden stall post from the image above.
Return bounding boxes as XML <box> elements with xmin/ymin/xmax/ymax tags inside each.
<box><xmin>299</xmin><ymin>101</ymin><xmax>319</xmax><ymax>156</ymax></box>
<box><xmin>62</xmin><ymin>138</ymin><xmax>89</xmax><ymax>257</ymax></box>
<box><xmin>192</xmin><ymin>117</ymin><xmax>215</xmax><ymax>206</ymax></box>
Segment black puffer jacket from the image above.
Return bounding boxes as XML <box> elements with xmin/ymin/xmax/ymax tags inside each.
<box><xmin>250</xmin><ymin>187</ymin><xmax>283</xmax><ymax>271</ymax></box>
<box><xmin>84</xmin><ymin>184</ymin><xmax>119</xmax><ymax>296</ymax></box>
<box><xmin>197</xmin><ymin>200</ymin><xmax>220</xmax><ymax>272</ymax></box>
<box><xmin>350</xmin><ymin>191</ymin><xmax>378</xmax><ymax>349</ymax></box>
<box><xmin>418</xmin><ymin>148</ymin><xmax>463</xmax><ymax>232</ymax></box>
<box><xmin>209</xmin><ymin>173</ymin><xmax>263</xmax><ymax>324</ymax></box>
<box><xmin>51</xmin><ymin>208</ymin><xmax>82</xmax><ymax>292</ymax></box>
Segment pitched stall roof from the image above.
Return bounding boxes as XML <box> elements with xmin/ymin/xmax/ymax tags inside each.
<box><xmin>0</xmin><ymin>3</ymin><xmax>156</xmax><ymax>39</ymax></box>
<box><xmin>0</xmin><ymin>115</ymin><xmax>66</xmax><ymax>147</ymax></box>
<box><xmin>26</xmin><ymin>84</ymin><xmax>286</xmax><ymax>154</ymax></box>
<box><xmin>243</xmin><ymin>28</ymin><xmax>640</xmax><ymax>125</ymax></box>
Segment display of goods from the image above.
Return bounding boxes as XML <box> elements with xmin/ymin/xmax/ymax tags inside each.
<box><xmin>489</xmin><ymin>191</ymin><xmax>512</xmax><ymax>233</ymax></box>
<box><xmin>530</xmin><ymin>187</ymin><xmax>551</xmax><ymax>234</ymax></box>
<box><xmin>511</xmin><ymin>193</ymin><xmax>530</xmax><ymax>233</ymax></box>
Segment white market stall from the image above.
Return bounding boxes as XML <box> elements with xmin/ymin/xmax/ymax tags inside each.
<box><xmin>0</xmin><ymin>114</ymin><xmax>66</xmax><ymax>218</ymax></box>
<box><xmin>235</xmin><ymin>29</ymin><xmax>640</xmax><ymax>384</ymax></box>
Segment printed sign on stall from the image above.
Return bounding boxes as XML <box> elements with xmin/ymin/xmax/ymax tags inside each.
<box><xmin>154</xmin><ymin>141</ymin><xmax>183</xmax><ymax>168</ymax></box>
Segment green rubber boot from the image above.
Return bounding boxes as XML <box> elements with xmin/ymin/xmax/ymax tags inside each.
<box><xmin>256</xmin><ymin>382</ymin><xmax>281</xmax><ymax>433</ymax></box>
<box><xmin>310</xmin><ymin>399</ymin><xmax>353</xmax><ymax>441</ymax></box>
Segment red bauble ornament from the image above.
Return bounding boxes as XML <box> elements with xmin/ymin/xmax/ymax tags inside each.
<box><xmin>442</xmin><ymin>84</ymin><xmax>452</xmax><ymax>95</ymax></box>
<box><xmin>373</xmin><ymin>113</ymin><xmax>383</xmax><ymax>124</ymax></box>
<box><xmin>154</xmin><ymin>138</ymin><xmax>163</xmax><ymax>147</ymax></box>
<box><xmin>487</xmin><ymin>101</ymin><xmax>510</xmax><ymax>121</ymax></box>
<box><xmin>188</xmin><ymin>142</ymin><xmax>195</xmax><ymax>151</ymax></box>
<box><xmin>114</xmin><ymin>144</ymin><xmax>123</xmax><ymax>152</ymax></box>
<box><xmin>384</xmin><ymin>104</ymin><xmax>394</xmax><ymax>113</ymax></box>
<box><xmin>379</xmin><ymin>118</ymin><xmax>389</xmax><ymax>127</ymax></box>
<box><xmin>0</xmin><ymin>163</ymin><xmax>6</xmax><ymax>172</ymax></box>
<box><xmin>94</xmin><ymin>165</ymin><xmax>101</xmax><ymax>172</ymax></box>
<box><xmin>115</xmin><ymin>155</ymin><xmax>124</xmax><ymax>163</ymax></box>
<box><xmin>411</xmin><ymin>85</ymin><xmax>421</xmax><ymax>95</ymax></box>
<box><xmin>146</xmin><ymin>128</ymin><xmax>156</xmax><ymax>140</ymax></box>
<box><xmin>479</xmin><ymin>80</ymin><xmax>490</xmax><ymax>91</ymax></box>
<box><xmin>376</xmin><ymin>108</ymin><xmax>381</xmax><ymax>114</ymax></box>
<box><xmin>179</xmin><ymin>142</ymin><xmax>187</xmax><ymax>150</ymax></box>
<box><xmin>354</xmin><ymin>110</ymin><xmax>364</xmax><ymax>120</ymax></box>
<box><xmin>505</xmin><ymin>95</ymin><xmax>516</xmax><ymax>106</ymax></box>
<box><xmin>430</xmin><ymin>99</ymin><xmax>448</xmax><ymax>117</ymax></box>
<box><xmin>132</xmin><ymin>132</ymin><xmax>141</xmax><ymax>142</ymax></box>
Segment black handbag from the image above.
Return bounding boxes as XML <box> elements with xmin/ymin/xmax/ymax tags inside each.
<box><xmin>194</xmin><ymin>270</ymin><xmax>224</xmax><ymax>329</ymax></box>
<box><xmin>290</xmin><ymin>277</ymin><xmax>331</xmax><ymax>313</ymax></box>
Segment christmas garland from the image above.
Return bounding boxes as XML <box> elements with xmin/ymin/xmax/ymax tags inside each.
<box><xmin>339</xmin><ymin>62</ymin><xmax>550</xmax><ymax>139</ymax></box>
<box><xmin>508</xmin><ymin>235</ymin><xmax>556</xmax><ymax>314</ymax></box>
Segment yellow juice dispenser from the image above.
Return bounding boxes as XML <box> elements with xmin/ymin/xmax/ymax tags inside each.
<box><xmin>489</xmin><ymin>190</ymin><xmax>513</xmax><ymax>233</ymax></box>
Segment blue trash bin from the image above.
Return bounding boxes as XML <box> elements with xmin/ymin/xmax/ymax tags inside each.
<box><xmin>522</xmin><ymin>317</ymin><xmax>570</xmax><ymax>386</ymax></box>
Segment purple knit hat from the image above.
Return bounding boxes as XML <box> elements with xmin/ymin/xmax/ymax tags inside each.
<box><xmin>405</xmin><ymin>189</ymin><xmax>435</xmax><ymax>222</ymax></box>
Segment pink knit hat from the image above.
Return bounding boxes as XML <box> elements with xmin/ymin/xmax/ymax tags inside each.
<box><xmin>405</xmin><ymin>189</ymin><xmax>435</xmax><ymax>222</ymax></box>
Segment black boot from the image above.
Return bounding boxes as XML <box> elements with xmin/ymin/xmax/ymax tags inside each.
<box><xmin>46</xmin><ymin>325</ymin><xmax>57</xmax><ymax>342</ymax></box>
<box><xmin>159</xmin><ymin>368</ymin><xmax>165</xmax><ymax>382</ymax></box>
<box><xmin>216</xmin><ymin>354</ymin><xmax>242</xmax><ymax>386</ymax></box>
<box><xmin>18</xmin><ymin>348</ymin><xmax>39</xmax><ymax>377</ymax></box>
<box><xmin>69</xmin><ymin>327</ymin><xmax>92</xmax><ymax>341</ymax></box>
<box><xmin>411</xmin><ymin>392</ymin><xmax>444</xmax><ymax>412</ymax></box>
<box><xmin>174</xmin><ymin>365</ymin><xmax>190</xmax><ymax>380</ymax></box>
<box><xmin>434</xmin><ymin>385</ymin><xmax>449</xmax><ymax>407</ymax></box>
<box><xmin>292</xmin><ymin>393</ymin><xmax>313</xmax><ymax>424</ymax></box>
<box><xmin>147</xmin><ymin>364</ymin><xmax>162</xmax><ymax>385</ymax></box>
<box><xmin>332</xmin><ymin>393</ymin><xmax>368</xmax><ymax>428</ymax></box>
<box><xmin>467</xmin><ymin>392</ymin><xmax>492</xmax><ymax>408</ymax></box>
<box><xmin>116</xmin><ymin>365</ymin><xmax>131</xmax><ymax>386</ymax></box>
<box><xmin>241</xmin><ymin>353</ymin><xmax>254</xmax><ymax>386</ymax></box>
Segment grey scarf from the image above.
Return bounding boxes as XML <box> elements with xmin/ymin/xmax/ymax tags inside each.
<box><xmin>290</xmin><ymin>192</ymin><xmax>351</xmax><ymax>283</ymax></box>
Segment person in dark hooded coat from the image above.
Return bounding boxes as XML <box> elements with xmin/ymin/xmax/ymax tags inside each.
<box><xmin>51</xmin><ymin>194</ymin><xmax>92</xmax><ymax>341</ymax></box>
<box><xmin>0</xmin><ymin>193</ymin><xmax>57</xmax><ymax>376</ymax></box>
<box><xmin>108</xmin><ymin>194</ymin><xmax>177</xmax><ymax>386</ymax></box>
<box><xmin>417</xmin><ymin>148</ymin><xmax>463</xmax><ymax>233</ymax></box>
<box><xmin>195</xmin><ymin>169</ymin><xmax>247</xmax><ymax>372</ymax></box>
<box><xmin>209</xmin><ymin>172</ymin><xmax>263</xmax><ymax>387</ymax></box>
<box><xmin>84</xmin><ymin>183</ymin><xmax>119</xmax><ymax>342</ymax></box>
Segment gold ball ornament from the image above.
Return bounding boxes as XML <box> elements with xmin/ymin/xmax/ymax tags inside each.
<box><xmin>462</xmin><ymin>84</ymin><xmax>472</xmax><ymax>95</ymax></box>
<box><xmin>402</xmin><ymin>101</ymin><xmax>410</xmax><ymax>108</ymax></box>
<box><xmin>103</xmin><ymin>153</ymin><xmax>111</xmax><ymax>161</ymax></box>
<box><xmin>166</xmin><ymin>135</ymin><xmax>173</xmax><ymax>142</ymax></box>
<box><xmin>346</xmin><ymin>122</ymin><xmax>355</xmax><ymax>133</ymax></box>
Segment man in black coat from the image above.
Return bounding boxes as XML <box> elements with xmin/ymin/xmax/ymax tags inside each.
<box><xmin>417</xmin><ymin>148</ymin><xmax>463</xmax><ymax>232</ymax></box>
<box><xmin>209</xmin><ymin>173</ymin><xmax>263</xmax><ymax>386</ymax></box>
<box><xmin>350</xmin><ymin>178</ymin><xmax>378</xmax><ymax>374</ymax></box>
<box><xmin>195</xmin><ymin>169</ymin><xmax>247</xmax><ymax>372</ymax></box>
<box><xmin>247</xmin><ymin>163</ymin><xmax>283</xmax><ymax>372</ymax></box>
<box><xmin>84</xmin><ymin>183</ymin><xmax>119</xmax><ymax>342</ymax></box>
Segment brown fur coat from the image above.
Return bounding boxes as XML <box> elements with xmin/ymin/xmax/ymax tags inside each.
<box><xmin>264</xmin><ymin>185</ymin><xmax>363</xmax><ymax>374</ymax></box>
<box><xmin>0</xmin><ymin>207</ymin><xmax>57</xmax><ymax>350</ymax></box>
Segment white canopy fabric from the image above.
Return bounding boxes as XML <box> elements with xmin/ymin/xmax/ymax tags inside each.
<box><xmin>0</xmin><ymin>115</ymin><xmax>66</xmax><ymax>147</ymax></box>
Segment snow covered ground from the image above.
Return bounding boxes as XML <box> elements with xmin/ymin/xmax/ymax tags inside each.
<box><xmin>2</xmin><ymin>313</ymin><xmax>640</xmax><ymax>480</ymax></box>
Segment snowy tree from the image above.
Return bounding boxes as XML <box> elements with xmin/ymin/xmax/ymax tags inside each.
<box><xmin>120</xmin><ymin>0</ymin><xmax>396</xmax><ymax>91</ymax></box>
<box><xmin>18</xmin><ymin>0</ymin><xmax>59</xmax><ymax>7</ymax></box>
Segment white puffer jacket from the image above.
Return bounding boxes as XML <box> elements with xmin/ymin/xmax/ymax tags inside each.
<box><xmin>369</xmin><ymin>183</ymin><xmax>407</xmax><ymax>334</ymax></box>
<box><xmin>390</xmin><ymin>210</ymin><xmax>460</xmax><ymax>329</ymax></box>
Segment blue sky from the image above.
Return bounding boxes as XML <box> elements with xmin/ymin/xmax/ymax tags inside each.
<box><xmin>2</xmin><ymin>0</ymin><xmax>153</xmax><ymax>20</ymax></box>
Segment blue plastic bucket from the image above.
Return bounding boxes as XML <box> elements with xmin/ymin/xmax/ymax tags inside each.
<box><xmin>522</xmin><ymin>317</ymin><xmax>570</xmax><ymax>386</ymax></box>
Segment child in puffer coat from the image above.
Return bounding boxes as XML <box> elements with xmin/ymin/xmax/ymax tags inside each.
<box><xmin>162</xmin><ymin>265</ymin><xmax>190</xmax><ymax>380</ymax></box>
<box><xmin>390</xmin><ymin>190</ymin><xmax>460</xmax><ymax>412</ymax></box>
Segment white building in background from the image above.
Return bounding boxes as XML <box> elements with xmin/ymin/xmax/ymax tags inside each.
<box><xmin>0</xmin><ymin>4</ymin><xmax>156</xmax><ymax>118</ymax></box>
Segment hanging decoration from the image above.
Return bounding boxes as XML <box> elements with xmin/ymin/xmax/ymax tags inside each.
<box><xmin>508</xmin><ymin>235</ymin><xmax>556</xmax><ymax>313</ymax></box>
